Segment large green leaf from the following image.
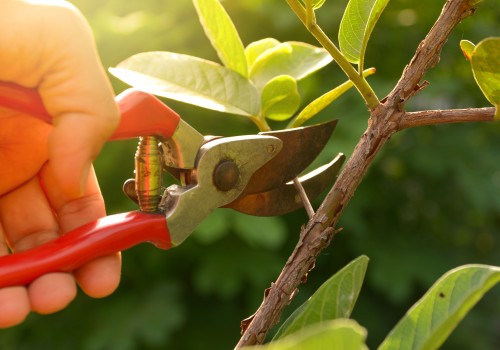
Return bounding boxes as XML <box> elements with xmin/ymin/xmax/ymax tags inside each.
<box><xmin>379</xmin><ymin>264</ymin><xmax>500</xmax><ymax>350</ymax></box>
<box><xmin>110</xmin><ymin>52</ymin><xmax>260</xmax><ymax>116</ymax></box>
<box><xmin>273</xmin><ymin>255</ymin><xmax>369</xmax><ymax>340</ymax></box>
<box><xmin>288</xmin><ymin>68</ymin><xmax>376</xmax><ymax>128</ymax></box>
<box><xmin>193</xmin><ymin>0</ymin><xmax>248</xmax><ymax>77</ymax></box>
<box><xmin>261</xmin><ymin>75</ymin><xmax>301</xmax><ymax>121</ymax></box>
<box><xmin>249</xmin><ymin>42</ymin><xmax>332</xmax><ymax>88</ymax></box>
<box><xmin>339</xmin><ymin>0</ymin><xmax>390</xmax><ymax>70</ymax></box>
<box><xmin>469</xmin><ymin>37</ymin><xmax>500</xmax><ymax>119</ymax></box>
<box><xmin>243</xmin><ymin>320</ymin><xmax>368</xmax><ymax>350</ymax></box>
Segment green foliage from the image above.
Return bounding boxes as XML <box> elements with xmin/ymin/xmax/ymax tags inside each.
<box><xmin>379</xmin><ymin>265</ymin><xmax>500</xmax><ymax>350</ymax></box>
<box><xmin>243</xmin><ymin>320</ymin><xmax>368</xmax><ymax>350</ymax></box>
<box><xmin>110</xmin><ymin>52</ymin><xmax>261</xmax><ymax>116</ymax></box>
<box><xmin>261</xmin><ymin>75</ymin><xmax>301</xmax><ymax>121</ymax></box>
<box><xmin>110</xmin><ymin>0</ymin><xmax>341</xmax><ymax>130</ymax></box>
<box><xmin>274</xmin><ymin>255</ymin><xmax>369</xmax><ymax>340</ymax></box>
<box><xmin>193</xmin><ymin>0</ymin><xmax>248</xmax><ymax>77</ymax></box>
<box><xmin>339</xmin><ymin>0</ymin><xmax>390</xmax><ymax>71</ymax></box>
<box><xmin>462</xmin><ymin>38</ymin><xmax>500</xmax><ymax>119</ymax></box>
<box><xmin>288</xmin><ymin>67</ymin><xmax>375</xmax><ymax>128</ymax></box>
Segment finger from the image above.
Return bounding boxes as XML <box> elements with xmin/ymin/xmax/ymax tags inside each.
<box><xmin>0</xmin><ymin>177</ymin><xmax>77</xmax><ymax>315</ymax></box>
<box><xmin>0</xmin><ymin>286</ymin><xmax>30</xmax><ymax>328</ymax></box>
<box><xmin>40</xmin><ymin>163</ymin><xmax>121</xmax><ymax>298</ymax></box>
<box><xmin>0</xmin><ymin>222</ymin><xmax>30</xmax><ymax>328</ymax></box>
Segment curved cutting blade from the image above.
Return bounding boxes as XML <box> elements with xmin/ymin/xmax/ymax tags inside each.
<box><xmin>225</xmin><ymin>153</ymin><xmax>345</xmax><ymax>216</ymax></box>
<box><xmin>243</xmin><ymin>119</ymin><xmax>338</xmax><ymax>194</ymax></box>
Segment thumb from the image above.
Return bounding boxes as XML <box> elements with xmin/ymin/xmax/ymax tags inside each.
<box><xmin>48</xmin><ymin>113</ymin><xmax>117</xmax><ymax>199</ymax></box>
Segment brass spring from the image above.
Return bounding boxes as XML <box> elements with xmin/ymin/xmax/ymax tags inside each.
<box><xmin>135</xmin><ymin>136</ymin><xmax>162</xmax><ymax>213</ymax></box>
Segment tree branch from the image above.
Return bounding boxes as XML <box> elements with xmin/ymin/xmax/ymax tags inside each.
<box><xmin>235</xmin><ymin>0</ymin><xmax>481</xmax><ymax>347</ymax></box>
<box><xmin>399</xmin><ymin>107</ymin><xmax>495</xmax><ymax>130</ymax></box>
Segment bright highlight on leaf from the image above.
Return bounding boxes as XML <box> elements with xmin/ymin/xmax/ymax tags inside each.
<box><xmin>467</xmin><ymin>37</ymin><xmax>500</xmax><ymax>119</ymax></box>
<box><xmin>193</xmin><ymin>0</ymin><xmax>248</xmax><ymax>77</ymax></box>
<box><xmin>378</xmin><ymin>264</ymin><xmax>500</xmax><ymax>350</ymax></box>
<box><xmin>273</xmin><ymin>255</ymin><xmax>369</xmax><ymax>340</ymax></box>
<box><xmin>249</xmin><ymin>42</ymin><xmax>333</xmax><ymax>89</ymax></box>
<box><xmin>339</xmin><ymin>0</ymin><xmax>390</xmax><ymax>71</ymax></box>
<box><xmin>243</xmin><ymin>320</ymin><xmax>368</xmax><ymax>350</ymax></box>
<box><xmin>301</xmin><ymin>0</ymin><xmax>326</xmax><ymax>10</ymax></box>
<box><xmin>261</xmin><ymin>75</ymin><xmax>301</xmax><ymax>121</ymax></box>
<box><xmin>110</xmin><ymin>52</ymin><xmax>260</xmax><ymax>116</ymax></box>
<box><xmin>245</xmin><ymin>38</ymin><xmax>281</xmax><ymax>70</ymax></box>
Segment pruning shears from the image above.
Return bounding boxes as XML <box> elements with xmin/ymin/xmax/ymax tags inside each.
<box><xmin>0</xmin><ymin>82</ymin><xmax>345</xmax><ymax>288</ymax></box>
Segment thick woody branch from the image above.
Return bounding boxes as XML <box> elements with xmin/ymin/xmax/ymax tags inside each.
<box><xmin>399</xmin><ymin>107</ymin><xmax>495</xmax><ymax>130</ymax></box>
<box><xmin>236</xmin><ymin>0</ymin><xmax>481</xmax><ymax>347</ymax></box>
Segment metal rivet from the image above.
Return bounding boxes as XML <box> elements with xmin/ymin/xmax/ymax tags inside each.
<box><xmin>214</xmin><ymin>160</ymin><xmax>240</xmax><ymax>191</ymax></box>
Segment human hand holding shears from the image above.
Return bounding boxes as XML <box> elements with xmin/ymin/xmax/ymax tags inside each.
<box><xmin>0</xmin><ymin>0</ymin><xmax>120</xmax><ymax>327</ymax></box>
<box><xmin>0</xmin><ymin>0</ymin><xmax>345</xmax><ymax>330</ymax></box>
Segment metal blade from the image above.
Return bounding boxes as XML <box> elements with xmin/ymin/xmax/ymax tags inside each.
<box><xmin>225</xmin><ymin>153</ymin><xmax>345</xmax><ymax>216</ymax></box>
<box><xmin>243</xmin><ymin>119</ymin><xmax>338</xmax><ymax>194</ymax></box>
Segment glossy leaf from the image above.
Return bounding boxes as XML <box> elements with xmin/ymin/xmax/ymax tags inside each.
<box><xmin>110</xmin><ymin>52</ymin><xmax>260</xmax><ymax>116</ymax></box>
<box><xmin>469</xmin><ymin>37</ymin><xmax>500</xmax><ymax>119</ymax></box>
<box><xmin>339</xmin><ymin>0</ymin><xmax>390</xmax><ymax>69</ymax></box>
<box><xmin>245</xmin><ymin>38</ymin><xmax>281</xmax><ymax>70</ymax></box>
<box><xmin>274</xmin><ymin>255</ymin><xmax>369</xmax><ymax>340</ymax></box>
<box><xmin>249</xmin><ymin>42</ymin><xmax>332</xmax><ymax>88</ymax></box>
<box><xmin>243</xmin><ymin>320</ymin><xmax>368</xmax><ymax>350</ymax></box>
<box><xmin>379</xmin><ymin>264</ymin><xmax>500</xmax><ymax>350</ymax></box>
<box><xmin>193</xmin><ymin>0</ymin><xmax>248</xmax><ymax>77</ymax></box>
<box><xmin>459</xmin><ymin>40</ymin><xmax>475</xmax><ymax>61</ymax></box>
<box><xmin>288</xmin><ymin>68</ymin><xmax>376</xmax><ymax>128</ymax></box>
<box><xmin>261</xmin><ymin>75</ymin><xmax>301</xmax><ymax>121</ymax></box>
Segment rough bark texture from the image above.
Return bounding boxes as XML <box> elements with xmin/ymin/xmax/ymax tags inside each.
<box><xmin>236</xmin><ymin>1</ymin><xmax>493</xmax><ymax>347</ymax></box>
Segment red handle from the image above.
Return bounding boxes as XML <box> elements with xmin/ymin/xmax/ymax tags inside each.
<box><xmin>0</xmin><ymin>81</ymin><xmax>181</xmax><ymax>140</ymax></box>
<box><xmin>0</xmin><ymin>212</ymin><xmax>171</xmax><ymax>288</ymax></box>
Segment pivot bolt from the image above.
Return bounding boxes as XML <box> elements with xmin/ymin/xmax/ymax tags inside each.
<box><xmin>214</xmin><ymin>160</ymin><xmax>240</xmax><ymax>191</ymax></box>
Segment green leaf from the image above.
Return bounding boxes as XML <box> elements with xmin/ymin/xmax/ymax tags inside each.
<box><xmin>249</xmin><ymin>42</ymin><xmax>332</xmax><ymax>88</ymax></box>
<box><xmin>245</xmin><ymin>38</ymin><xmax>281</xmax><ymax>71</ymax></box>
<box><xmin>193</xmin><ymin>0</ymin><xmax>248</xmax><ymax>77</ymax></box>
<box><xmin>261</xmin><ymin>75</ymin><xmax>301</xmax><ymax>121</ymax></box>
<box><xmin>288</xmin><ymin>67</ymin><xmax>376</xmax><ymax>128</ymax></box>
<box><xmin>300</xmin><ymin>0</ymin><xmax>327</xmax><ymax>10</ymax></box>
<box><xmin>243</xmin><ymin>320</ymin><xmax>368</xmax><ymax>350</ymax></box>
<box><xmin>379</xmin><ymin>264</ymin><xmax>500</xmax><ymax>350</ymax></box>
<box><xmin>274</xmin><ymin>255</ymin><xmax>369</xmax><ymax>340</ymax></box>
<box><xmin>469</xmin><ymin>37</ymin><xmax>500</xmax><ymax>119</ymax></box>
<box><xmin>459</xmin><ymin>40</ymin><xmax>475</xmax><ymax>61</ymax></box>
<box><xmin>110</xmin><ymin>51</ymin><xmax>260</xmax><ymax>116</ymax></box>
<box><xmin>339</xmin><ymin>0</ymin><xmax>390</xmax><ymax>70</ymax></box>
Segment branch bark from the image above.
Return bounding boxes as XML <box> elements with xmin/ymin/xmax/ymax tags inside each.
<box><xmin>236</xmin><ymin>0</ymin><xmax>483</xmax><ymax>347</ymax></box>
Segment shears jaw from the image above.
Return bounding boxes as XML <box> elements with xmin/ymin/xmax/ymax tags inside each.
<box><xmin>161</xmin><ymin>135</ymin><xmax>282</xmax><ymax>246</ymax></box>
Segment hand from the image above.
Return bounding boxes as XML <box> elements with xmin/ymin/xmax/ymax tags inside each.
<box><xmin>0</xmin><ymin>1</ymin><xmax>121</xmax><ymax>327</ymax></box>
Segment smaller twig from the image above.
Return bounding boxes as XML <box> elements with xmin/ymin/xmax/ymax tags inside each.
<box><xmin>399</xmin><ymin>107</ymin><xmax>495</xmax><ymax>130</ymax></box>
<box><xmin>293</xmin><ymin>178</ymin><xmax>314</xmax><ymax>218</ymax></box>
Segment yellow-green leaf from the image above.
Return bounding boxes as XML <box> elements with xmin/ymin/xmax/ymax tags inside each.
<box><xmin>242</xmin><ymin>320</ymin><xmax>368</xmax><ymax>350</ymax></box>
<box><xmin>469</xmin><ymin>37</ymin><xmax>500</xmax><ymax>119</ymax></box>
<box><xmin>288</xmin><ymin>68</ymin><xmax>376</xmax><ymax>128</ymax></box>
<box><xmin>273</xmin><ymin>256</ymin><xmax>368</xmax><ymax>340</ymax></box>
<box><xmin>193</xmin><ymin>0</ymin><xmax>248</xmax><ymax>77</ymax></box>
<box><xmin>339</xmin><ymin>0</ymin><xmax>390</xmax><ymax>70</ymax></box>
<box><xmin>261</xmin><ymin>75</ymin><xmax>301</xmax><ymax>121</ymax></box>
<box><xmin>245</xmin><ymin>38</ymin><xmax>281</xmax><ymax>71</ymax></box>
<box><xmin>459</xmin><ymin>40</ymin><xmax>475</xmax><ymax>61</ymax></box>
<box><xmin>379</xmin><ymin>264</ymin><xmax>500</xmax><ymax>350</ymax></box>
<box><xmin>110</xmin><ymin>52</ymin><xmax>260</xmax><ymax>116</ymax></box>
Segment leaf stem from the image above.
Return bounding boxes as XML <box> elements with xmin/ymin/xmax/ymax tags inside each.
<box><xmin>286</xmin><ymin>0</ymin><xmax>380</xmax><ymax>110</ymax></box>
<box><xmin>250</xmin><ymin>115</ymin><xmax>272</xmax><ymax>132</ymax></box>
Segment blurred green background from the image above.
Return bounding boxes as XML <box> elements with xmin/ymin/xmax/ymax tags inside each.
<box><xmin>1</xmin><ymin>0</ymin><xmax>499</xmax><ymax>349</ymax></box>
